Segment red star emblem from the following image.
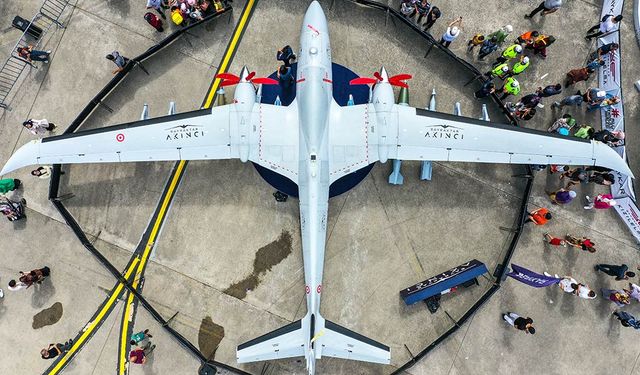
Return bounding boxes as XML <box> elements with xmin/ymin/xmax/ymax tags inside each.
<box><xmin>611</xmin><ymin>108</ymin><xmax>620</xmax><ymax>118</ymax></box>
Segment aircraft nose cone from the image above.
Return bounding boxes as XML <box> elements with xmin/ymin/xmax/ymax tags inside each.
<box><xmin>240</xmin><ymin>66</ymin><xmax>250</xmax><ymax>81</ymax></box>
<box><xmin>379</xmin><ymin>66</ymin><xmax>389</xmax><ymax>81</ymax></box>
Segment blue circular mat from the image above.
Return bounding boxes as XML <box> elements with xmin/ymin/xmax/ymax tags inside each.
<box><xmin>252</xmin><ymin>62</ymin><xmax>375</xmax><ymax>198</ymax></box>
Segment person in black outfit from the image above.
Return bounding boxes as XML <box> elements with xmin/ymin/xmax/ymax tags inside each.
<box><xmin>503</xmin><ymin>312</ymin><xmax>535</xmax><ymax>334</ymax></box>
<box><xmin>276</xmin><ymin>45</ymin><xmax>296</xmax><ymax>67</ymax></box>
<box><xmin>594</xmin><ymin>264</ymin><xmax>635</xmax><ymax>280</ymax></box>
<box><xmin>423</xmin><ymin>6</ymin><xmax>441</xmax><ymax>31</ymax></box>
<box><xmin>474</xmin><ymin>80</ymin><xmax>495</xmax><ymax>99</ymax></box>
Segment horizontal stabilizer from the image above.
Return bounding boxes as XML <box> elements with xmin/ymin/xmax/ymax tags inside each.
<box><xmin>318</xmin><ymin>319</ymin><xmax>390</xmax><ymax>364</ymax></box>
<box><xmin>236</xmin><ymin>319</ymin><xmax>306</xmax><ymax>363</ymax></box>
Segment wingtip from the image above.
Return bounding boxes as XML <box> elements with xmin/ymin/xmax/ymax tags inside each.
<box><xmin>1</xmin><ymin>140</ymin><xmax>40</xmax><ymax>176</ymax></box>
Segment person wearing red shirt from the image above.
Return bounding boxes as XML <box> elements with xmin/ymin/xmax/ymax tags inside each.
<box><xmin>544</xmin><ymin>233</ymin><xmax>566</xmax><ymax>247</ymax></box>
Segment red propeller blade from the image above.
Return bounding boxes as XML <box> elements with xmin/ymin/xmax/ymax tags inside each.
<box><xmin>373</xmin><ymin>71</ymin><xmax>383</xmax><ymax>81</ymax></box>
<box><xmin>216</xmin><ymin>73</ymin><xmax>240</xmax><ymax>81</ymax></box>
<box><xmin>246</xmin><ymin>71</ymin><xmax>256</xmax><ymax>81</ymax></box>
<box><xmin>389</xmin><ymin>73</ymin><xmax>412</xmax><ymax>81</ymax></box>
<box><xmin>349</xmin><ymin>77</ymin><xmax>378</xmax><ymax>85</ymax></box>
<box><xmin>389</xmin><ymin>79</ymin><xmax>409</xmax><ymax>88</ymax></box>
<box><xmin>251</xmin><ymin>77</ymin><xmax>279</xmax><ymax>85</ymax></box>
<box><xmin>219</xmin><ymin>80</ymin><xmax>239</xmax><ymax>87</ymax></box>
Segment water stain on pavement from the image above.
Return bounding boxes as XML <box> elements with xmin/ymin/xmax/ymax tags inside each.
<box><xmin>198</xmin><ymin>316</ymin><xmax>225</xmax><ymax>360</ymax></box>
<box><xmin>32</xmin><ymin>302</ymin><xmax>63</xmax><ymax>329</ymax></box>
<box><xmin>223</xmin><ymin>231</ymin><xmax>293</xmax><ymax>299</ymax></box>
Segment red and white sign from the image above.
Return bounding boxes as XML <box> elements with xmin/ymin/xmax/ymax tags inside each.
<box><xmin>116</xmin><ymin>133</ymin><xmax>125</xmax><ymax>142</ymax></box>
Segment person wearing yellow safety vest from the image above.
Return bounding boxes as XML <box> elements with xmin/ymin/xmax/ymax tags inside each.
<box><xmin>510</xmin><ymin>56</ymin><xmax>530</xmax><ymax>76</ymax></box>
<box><xmin>499</xmin><ymin>77</ymin><xmax>520</xmax><ymax>100</ymax></box>
<box><xmin>485</xmin><ymin>63</ymin><xmax>511</xmax><ymax>80</ymax></box>
<box><xmin>495</xmin><ymin>44</ymin><xmax>523</xmax><ymax>65</ymax></box>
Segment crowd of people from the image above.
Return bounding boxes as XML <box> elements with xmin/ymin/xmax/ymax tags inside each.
<box><xmin>143</xmin><ymin>0</ymin><xmax>231</xmax><ymax>32</ymax></box>
<box><xmin>400</xmin><ymin>0</ymin><xmax>639</xmax><ymax>334</ymax></box>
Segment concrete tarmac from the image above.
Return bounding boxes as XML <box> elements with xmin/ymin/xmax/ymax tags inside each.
<box><xmin>1</xmin><ymin>0</ymin><xmax>640</xmax><ymax>374</ymax></box>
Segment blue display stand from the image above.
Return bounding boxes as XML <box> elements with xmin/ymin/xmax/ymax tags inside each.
<box><xmin>253</xmin><ymin>63</ymin><xmax>373</xmax><ymax>198</ymax></box>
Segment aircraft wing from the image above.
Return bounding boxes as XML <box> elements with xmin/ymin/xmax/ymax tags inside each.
<box><xmin>1</xmin><ymin>103</ymin><xmax>300</xmax><ymax>183</ymax></box>
<box><xmin>328</xmin><ymin>103</ymin><xmax>633</xmax><ymax>181</ymax></box>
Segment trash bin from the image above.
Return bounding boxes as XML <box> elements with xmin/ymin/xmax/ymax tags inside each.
<box><xmin>12</xmin><ymin>16</ymin><xmax>43</xmax><ymax>40</ymax></box>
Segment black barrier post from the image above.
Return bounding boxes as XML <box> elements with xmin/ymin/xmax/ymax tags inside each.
<box><xmin>133</xmin><ymin>60</ymin><xmax>150</xmax><ymax>76</ymax></box>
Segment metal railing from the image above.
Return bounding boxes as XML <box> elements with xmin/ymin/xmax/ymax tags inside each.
<box><xmin>0</xmin><ymin>0</ymin><xmax>70</xmax><ymax>110</ymax></box>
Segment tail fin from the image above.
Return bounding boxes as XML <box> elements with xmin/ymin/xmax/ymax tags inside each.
<box><xmin>236</xmin><ymin>314</ymin><xmax>390</xmax><ymax>374</ymax></box>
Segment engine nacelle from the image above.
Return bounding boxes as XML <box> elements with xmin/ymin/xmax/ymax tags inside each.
<box><xmin>372</xmin><ymin>83</ymin><xmax>395</xmax><ymax>164</ymax></box>
<box><xmin>231</xmin><ymin>81</ymin><xmax>256</xmax><ymax>163</ymax></box>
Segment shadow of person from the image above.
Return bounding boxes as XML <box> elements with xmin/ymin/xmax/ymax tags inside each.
<box><xmin>143</xmin><ymin>345</ymin><xmax>156</xmax><ymax>375</ymax></box>
<box><xmin>32</xmin><ymin>277</ymin><xmax>56</xmax><ymax>309</ymax></box>
<box><xmin>607</xmin><ymin>312</ymin><xmax>621</xmax><ymax>337</ymax></box>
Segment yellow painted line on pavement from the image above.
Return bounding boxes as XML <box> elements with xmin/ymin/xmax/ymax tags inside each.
<box><xmin>118</xmin><ymin>160</ymin><xmax>186</xmax><ymax>374</ymax></box>
<box><xmin>203</xmin><ymin>0</ymin><xmax>256</xmax><ymax>109</ymax></box>
<box><xmin>47</xmin><ymin>258</ymin><xmax>140</xmax><ymax>374</ymax></box>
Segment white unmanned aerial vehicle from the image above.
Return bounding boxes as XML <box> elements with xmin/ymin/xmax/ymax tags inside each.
<box><xmin>1</xmin><ymin>1</ymin><xmax>632</xmax><ymax>374</ymax></box>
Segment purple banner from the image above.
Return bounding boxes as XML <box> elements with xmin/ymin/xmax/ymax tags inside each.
<box><xmin>507</xmin><ymin>264</ymin><xmax>561</xmax><ymax>288</ymax></box>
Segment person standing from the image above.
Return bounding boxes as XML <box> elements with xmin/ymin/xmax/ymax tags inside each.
<box><xmin>31</xmin><ymin>166</ymin><xmax>53</xmax><ymax>179</ymax></box>
<box><xmin>525</xmin><ymin>0</ymin><xmax>563</xmax><ymax>19</ymax></box>
<box><xmin>106</xmin><ymin>51</ymin><xmax>130</xmax><ymax>74</ymax></box>
<box><xmin>144</xmin><ymin>12</ymin><xmax>164</xmax><ymax>32</ymax></box>
<box><xmin>412</xmin><ymin>0</ymin><xmax>431</xmax><ymax>24</ymax></box>
<box><xmin>626</xmin><ymin>283</ymin><xmax>640</xmax><ymax>302</ymax></box>
<box><xmin>485</xmin><ymin>63</ymin><xmax>510</xmax><ymax>80</ymax></box>
<box><xmin>525</xmin><ymin>207</ymin><xmax>552</xmax><ymax>225</ymax></box>
<box><xmin>543</xmin><ymin>233</ymin><xmax>566</xmax><ymax>247</ymax></box>
<box><xmin>557</xmin><ymin>276</ymin><xmax>579</xmax><ymax>293</ymax></box>
<box><xmin>577</xmin><ymin>284</ymin><xmax>597</xmax><ymax>299</ymax></box>
<box><xmin>146</xmin><ymin>0</ymin><xmax>168</xmax><ymax>19</ymax></box>
<box><xmin>276</xmin><ymin>45</ymin><xmax>296</xmax><ymax>67</ymax></box>
<box><xmin>495</xmin><ymin>44</ymin><xmax>523</xmax><ymax>65</ymax></box>
<box><xmin>499</xmin><ymin>76</ymin><xmax>520</xmax><ymax>100</ymax></box>
<box><xmin>7</xmin><ymin>279</ymin><xmax>28</xmax><ymax>291</ymax></box>
<box><xmin>467</xmin><ymin>34</ymin><xmax>485</xmax><ymax>52</ymax></box>
<box><xmin>130</xmin><ymin>329</ymin><xmax>153</xmax><ymax>346</ymax></box>
<box><xmin>0</xmin><ymin>178</ymin><xmax>21</xmax><ymax>194</ymax></box>
<box><xmin>488</xmin><ymin>25</ymin><xmax>513</xmax><ymax>45</ymax></box>
<box><xmin>537</xmin><ymin>84</ymin><xmax>562</xmax><ymax>98</ymax></box>
<box><xmin>502</xmin><ymin>312</ymin><xmax>535</xmax><ymax>334</ymax></box>
<box><xmin>422</xmin><ymin>6</ymin><xmax>441</xmax><ymax>31</ymax></box>
<box><xmin>16</xmin><ymin>45</ymin><xmax>51</xmax><ymax>64</ymax></box>
<box><xmin>440</xmin><ymin>17</ymin><xmax>463</xmax><ymax>48</ymax></box>
<box><xmin>478</xmin><ymin>36</ymin><xmax>499</xmax><ymax>59</ymax></box>
<box><xmin>584</xmin><ymin>194</ymin><xmax>617</xmax><ymax>210</ymax></box>
<box><xmin>516</xmin><ymin>30</ymin><xmax>540</xmax><ymax>47</ymax></box>
<box><xmin>565</xmin><ymin>66</ymin><xmax>596</xmax><ymax>87</ymax></box>
<box><xmin>602</xmin><ymin>289</ymin><xmax>631</xmax><ymax>307</ymax></box>
<box><xmin>23</xmin><ymin>119</ymin><xmax>55</xmax><ymax>135</ymax></box>
<box><xmin>532</xmin><ymin>35</ymin><xmax>555</xmax><ymax>59</ymax></box>
<box><xmin>277</xmin><ymin>65</ymin><xmax>294</xmax><ymax>88</ymax></box>
<box><xmin>399</xmin><ymin>0</ymin><xmax>415</xmax><ymax>18</ymax></box>
<box><xmin>511</xmin><ymin>56</ymin><xmax>530</xmax><ymax>76</ymax></box>
<box><xmin>613</xmin><ymin>311</ymin><xmax>640</xmax><ymax>329</ymax></box>
<box><xmin>586</xmin><ymin>15</ymin><xmax>623</xmax><ymax>40</ymax></box>
<box><xmin>595</xmin><ymin>264</ymin><xmax>635</xmax><ymax>280</ymax></box>
<box><xmin>41</xmin><ymin>340</ymin><xmax>73</xmax><ymax>359</ymax></box>
<box><xmin>474</xmin><ymin>80</ymin><xmax>495</xmax><ymax>99</ymax></box>
<box><xmin>551</xmin><ymin>94</ymin><xmax>583</xmax><ymax>109</ymax></box>
<box><xmin>547</xmin><ymin>188</ymin><xmax>576</xmax><ymax>205</ymax></box>
<box><xmin>129</xmin><ymin>341</ymin><xmax>156</xmax><ymax>365</ymax></box>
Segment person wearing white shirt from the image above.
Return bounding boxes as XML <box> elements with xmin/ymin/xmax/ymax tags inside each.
<box><xmin>22</xmin><ymin>118</ymin><xmax>56</xmax><ymax>136</ymax></box>
<box><xmin>586</xmin><ymin>14</ymin><xmax>623</xmax><ymax>40</ymax></box>
<box><xmin>440</xmin><ymin>17</ymin><xmax>462</xmax><ymax>48</ymax></box>
<box><xmin>577</xmin><ymin>284</ymin><xmax>597</xmax><ymax>299</ymax></box>
<box><xmin>7</xmin><ymin>280</ymin><xmax>28</xmax><ymax>291</ymax></box>
<box><xmin>558</xmin><ymin>276</ymin><xmax>578</xmax><ymax>293</ymax></box>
